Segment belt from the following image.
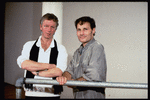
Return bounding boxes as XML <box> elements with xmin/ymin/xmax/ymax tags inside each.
<box><xmin>73</xmin><ymin>87</ymin><xmax>105</xmax><ymax>94</ymax></box>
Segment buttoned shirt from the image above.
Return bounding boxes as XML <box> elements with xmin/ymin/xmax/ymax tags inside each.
<box><xmin>17</xmin><ymin>36</ymin><xmax>68</xmax><ymax>97</ymax></box>
<box><xmin>65</xmin><ymin>38</ymin><xmax>107</xmax><ymax>99</ymax></box>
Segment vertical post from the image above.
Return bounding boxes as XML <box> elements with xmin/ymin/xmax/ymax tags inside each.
<box><xmin>42</xmin><ymin>2</ymin><xmax>63</xmax><ymax>44</ymax></box>
<box><xmin>15</xmin><ymin>78</ymin><xmax>24</xmax><ymax>99</ymax></box>
<box><xmin>16</xmin><ymin>88</ymin><xmax>22</xmax><ymax>99</ymax></box>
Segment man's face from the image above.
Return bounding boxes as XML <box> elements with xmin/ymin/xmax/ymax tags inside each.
<box><xmin>40</xmin><ymin>19</ymin><xmax>57</xmax><ymax>39</ymax></box>
<box><xmin>76</xmin><ymin>22</ymin><xmax>95</xmax><ymax>47</ymax></box>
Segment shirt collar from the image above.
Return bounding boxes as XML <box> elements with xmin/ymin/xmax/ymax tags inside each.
<box><xmin>36</xmin><ymin>36</ymin><xmax>55</xmax><ymax>50</ymax></box>
<box><xmin>84</xmin><ymin>38</ymin><xmax>95</xmax><ymax>48</ymax></box>
<box><xmin>79</xmin><ymin>38</ymin><xmax>95</xmax><ymax>54</ymax></box>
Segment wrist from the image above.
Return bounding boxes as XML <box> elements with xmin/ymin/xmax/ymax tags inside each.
<box><xmin>36</xmin><ymin>71</ymin><xmax>39</xmax><ymax>76</ymax></box>
<box><xmin>75</xmin><ymin>77</ymin><xmax>87</xmax><ymax>81</ymax></box>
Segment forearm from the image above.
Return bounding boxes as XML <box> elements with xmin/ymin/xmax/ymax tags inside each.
<box><xmin>39</xmin><ymin>67</ymin><xmax>63</xmax><ymax>78</ymax></box>
<box><xmin>62</xmin><ymin>72</ymin><xmax>86</xmax><ymax>81</ymax></box>
<box><xmin>21</xmin><ymin>60</ymin><xmax>52</xmax><ymax>71</ymax></box>
<box><xmin>62</xmin><ymin>71</ymin><xmax>72</xmax><ymax>80</ymax></box>
<box><xmin>75</xmin><ymin>76</ymin><xmax>87</xmax><ymax>81</ymax></box>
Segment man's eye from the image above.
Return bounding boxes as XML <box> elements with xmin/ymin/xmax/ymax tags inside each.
<box><xmin>84</xmin><ymin>28</ymin><xmax>88</xmax><ymax>30</ymax></box>
<box><xmin>44</xmin><ymin>25</ymin><xmax>49</xmax><ymax>27</ymax></box>
<box><xmin>77</xmin><ymin>29</ymin><xmax>81</xmax><ymax>31</ymax></box>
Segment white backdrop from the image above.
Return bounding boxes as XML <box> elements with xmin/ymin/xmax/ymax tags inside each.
<box><xmin>62</xmin><ymin>2</ymin><xmax>147</xmax><ymax>98</ymax></box>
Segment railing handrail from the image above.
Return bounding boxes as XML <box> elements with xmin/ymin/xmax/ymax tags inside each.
<box><xmin>15</xmin><ymin>78</ymin><xmax>148</xmax><ymax>99</ymax></box>
<box><xmin>16</xmin><ymin>78</ymin><xmax>147</xmax><ymax>89</ymax></box>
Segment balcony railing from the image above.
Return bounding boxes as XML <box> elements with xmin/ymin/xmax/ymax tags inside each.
<box><xmin>15</xmin><ymin>78</ymin><xmax>148</xmax><ymax>99</ymax></box>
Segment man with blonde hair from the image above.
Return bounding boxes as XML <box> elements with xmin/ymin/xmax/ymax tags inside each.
<box><xmin>17</xmin><ymin>13</ymin><xmax>68</xmax><ymax>99</ymax></box>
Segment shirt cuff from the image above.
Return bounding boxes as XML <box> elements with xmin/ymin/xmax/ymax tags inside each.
<box><xmin>82</xmin><ymin>74</ymin><xmax>91</xmax><ymax>81</ymax></box>
<box><xmin>17</xmin><ymin>56</ymin><xmax>28</xmax><ymax>68</ymax></box>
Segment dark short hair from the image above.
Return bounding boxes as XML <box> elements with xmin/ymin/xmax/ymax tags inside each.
<box><xmin>75</xmin><ymin>16</ymin><xmax>96</xmax><ymax>29</ymax></box>
<box><xmin>75</xmin><ymin>16</ymin><xmax>96</xmax><ymax>36</ymax></box>
<box><xmin>40</xmin><ymin>13</ymin><xmax>59</xmax><ymax>27</ymax></box>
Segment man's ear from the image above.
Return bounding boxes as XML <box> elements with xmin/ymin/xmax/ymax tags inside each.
<box><xmin>40</xmin><ymin>24</ymin><xmax>42</xmax><ymax>31</ymax></box>
<box><xmin>92</xmin><ymin>28</ymin><xmax>96</xmax><ymax>35</ymax></box>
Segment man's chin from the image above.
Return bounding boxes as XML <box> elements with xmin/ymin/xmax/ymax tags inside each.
<box><xmin>79</xmin><ymin>39</ymin><xmax>86</xmax><ymax>43</ymax></box>
<box><xmin>44</xmin><ymin>36</ymin><xmax>53</xmax><ymax>39</ymax></box>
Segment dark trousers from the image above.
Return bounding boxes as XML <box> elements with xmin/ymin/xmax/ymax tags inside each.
<box><xmin>25</xmin><ymin>96</ymin><xmax>60</xmax><ymax>99</ymax></box>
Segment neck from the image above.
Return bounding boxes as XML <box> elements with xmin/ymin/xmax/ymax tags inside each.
<box><xmin>82</xmin><ymin>43</ymin><xmax>87</xmax><ymax>47</ymax></box>
<box><xmin>82</xmin><ymin>37</ymin><xmax>94</xmax><ymax>47</ymax></box>
<box><xmin>41</xmin><ymin>36</ymin><xmax>52</xmax><ymax>44</ymax></box>
<box><xmin>41</xmin><ymin>36</ymin><xmax>53</xmax><ymax>51</ymax></box>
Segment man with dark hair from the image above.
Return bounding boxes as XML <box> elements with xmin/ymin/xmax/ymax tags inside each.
<box><xmin>56</xmin><ymin>16</ymin><xmax>107</xmax><ymax>99</ymax></box>
<box><xmin>75</xmin><ymin>16</ymin><xmax>96</xmax><ymax>36</ymax></box>
<box><xmin>17</xmin><ymin>13</ymin><xmax>68</xmax><ymax>99</ymax></box>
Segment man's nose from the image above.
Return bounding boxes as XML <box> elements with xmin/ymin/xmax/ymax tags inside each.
<box><xmin>80</xmin><ymin>30</ymin><xmax>84</xmax><ymax>35</ymax></box>
<box><xmin>48</xmin><ymin>27</ymin><xmax>52</xmax><ymax>32</ymax></box>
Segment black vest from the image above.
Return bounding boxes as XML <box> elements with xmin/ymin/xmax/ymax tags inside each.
<box><xmin>25</xmin><ymin>39</ymin><xmax>63</xmax><ymax>94</ymax></box>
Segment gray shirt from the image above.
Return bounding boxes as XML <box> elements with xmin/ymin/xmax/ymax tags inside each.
<box><xmin>65</xmin><ymin>38</ymin><xmax>107</xmax><ymax>99</ymax></box>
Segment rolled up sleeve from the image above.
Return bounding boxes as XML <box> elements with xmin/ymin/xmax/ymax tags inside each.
<box><xmin>65</xmin><ymin>50</ymin><xmax>79</xmax><ymax>79</ymax></box>
<box><xmin>65</xmin><ymin>57</ymin><xmax>75</xmax><ymax>77</ymax></box>
<box><xmin>17</xmin><ymin>41</ymin><xmax>34</xmax><ymax>68</ymax></box>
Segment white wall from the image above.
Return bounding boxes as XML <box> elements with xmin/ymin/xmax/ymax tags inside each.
<box><xmin>62</xmin><ymin>2</ymin><xmax>147</xmax><ymax>98</ymax></box>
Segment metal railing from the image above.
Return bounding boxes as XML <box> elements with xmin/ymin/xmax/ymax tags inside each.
<box><xmin>15</xmin><ymin>78</ymin><xmax>148</xmax><ymax>99</ymax></box>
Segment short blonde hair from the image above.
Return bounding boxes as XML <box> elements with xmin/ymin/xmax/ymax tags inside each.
<box><xmin>40</xmin><ymin>13</ymin><xmax>59</xmax><ymax>27</ymax></box>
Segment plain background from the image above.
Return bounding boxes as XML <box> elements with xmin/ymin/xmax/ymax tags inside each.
<box><xmin>4</xmin><ymin>2</ymin><xmax>147</xmax><ymax>98</ymax></box>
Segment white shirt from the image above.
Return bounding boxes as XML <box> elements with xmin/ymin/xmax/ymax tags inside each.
<box><xmin>17</xmin><ymin>36</ymin><xmax>68</xmax><ymax>97</ymax></box>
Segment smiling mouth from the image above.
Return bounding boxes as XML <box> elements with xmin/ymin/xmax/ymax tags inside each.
<box><xmin>80</xmin><ymin>36</ymin><xmax>86</xmax><ymax>39</ymax></box>
<box><xmin>46</xmin><ymin>33</ymin><xmax>51</xmax><ymax>35</ymax></box>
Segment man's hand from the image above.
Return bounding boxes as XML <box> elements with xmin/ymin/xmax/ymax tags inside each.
<box><xmin>56</xmin><ymin>76</ymin><xmax>67</xmax><ymax>85</ymax></box>
<box><xmin>32</xmin><ymin>71</ymin><xmax>37</xmax><ymax>75</ymax></box>
<box><xmin>31</xmin><ymin>64</ymin><xmax>62</xmax><ymax>78</ymax></box>
<box><xmin>31</xmin><ymin>64</ymin><xmax>56</xmax><ymax>76</ymax></box>
<box><xmin>56</xmin><ymin>76</ymin><xmax>76</xmax><ymax>88</ymax></box>
<box><xmin>47</xmin><ymin>64</ymin><xmax>56</xmax><ymax>69</ymax></box>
